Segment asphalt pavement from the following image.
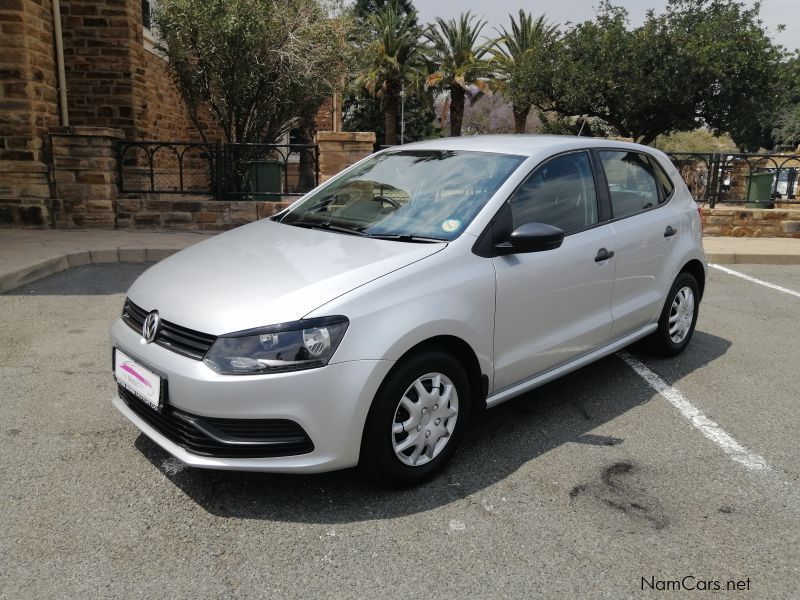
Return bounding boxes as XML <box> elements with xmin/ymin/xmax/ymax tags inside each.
<box><xmin>1</xmin><ymin>263</ymin><xmax>798</xmax><ymax>599</ymax></box>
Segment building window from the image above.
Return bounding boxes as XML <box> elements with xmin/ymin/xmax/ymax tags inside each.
<box><xmin>142</xmin><ymin>0</ymin><xmax>152</xmax><ymax>30</ymax></box>
<box><xmin>142</xmin><ymin>0</ymin><xmax>164</xmax><ymax>58</ymax></box>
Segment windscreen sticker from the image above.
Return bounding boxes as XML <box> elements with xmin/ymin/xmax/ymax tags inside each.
<box><xmin>441</xmin><ymin>219</ymin><xmax>461</xmax><ymax>233</ymax></box>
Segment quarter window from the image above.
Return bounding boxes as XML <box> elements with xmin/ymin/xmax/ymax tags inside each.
<box><xmin>599</xmin><ymin>151</ymin><xmax>661</xmax><ymax>218</ymax></box>
<box><xmin>508</xmin><ymin>152</ymin><xmax>598</xmax><ymax>233</ymax></box>
<box><xmin>649</xmin><ymin>157</ymin><xmax>675</xmax><ymax>200</ymax></box>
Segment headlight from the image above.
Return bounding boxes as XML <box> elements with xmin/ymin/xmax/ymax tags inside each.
<box><xmin>203</xmin><ymin>316</ymin><xmax>349</xmax><ymax>375</ymax></box>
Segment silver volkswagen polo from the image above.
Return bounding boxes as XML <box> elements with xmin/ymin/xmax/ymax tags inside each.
<box><xmin>112</xmin><ymin>135</ymin><xmax>706</xmax><ymax>486</ymax></box>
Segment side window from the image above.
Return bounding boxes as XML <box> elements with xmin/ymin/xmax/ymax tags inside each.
<box><xmin>599</xmin><ymin>151</ymin><xmax>660</xmax><ymax>219</ymax></box>
<box><xmin>508</xmin><ymin>152</ymin><xmax>598</xmax><ymax>233</ymax></box>
<box><xmin>649</xmin><ymin>156</ymin><xmax>675</xmax><ymax>201</ymax></box>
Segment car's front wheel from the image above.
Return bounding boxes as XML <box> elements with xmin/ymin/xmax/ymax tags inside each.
<box><xmin>646</xmin><ymin>272</ymin><xmax>700</xmax><ymax>356</ymax></box>
<box><xmin>359</xmin><ymin>349</ymin><xmax>471</xmax><ymax>487</ymax></box>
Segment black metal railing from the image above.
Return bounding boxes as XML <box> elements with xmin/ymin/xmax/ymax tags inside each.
<box><xmin>666</xmin><ymin>152</ymin><xmax>800</xmax><ymax>207</ymax></box>
<box><xmin>118</xmin><ymin>141</ymin><xmax>319</xmax><ymax>200</ymax></box>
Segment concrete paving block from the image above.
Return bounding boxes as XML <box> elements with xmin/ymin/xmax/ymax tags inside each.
<box><xmin>145</xmin><ymin>248</ymin><xmax>177</xmax><ymax>262</ymax></box>
<box><xmin>118</xmin><ymin>248</ymin><xmax>147</xmax><ymax>262</ymax></box>
<box><xmin>90</xmin><ymin>249</ymin><xmax>119</xmax><ymax>264</ymax></box>
<box><xmin>66</xmin><ymin>251</ymin><xmax>92</xmax><ymax>267</ymax></box>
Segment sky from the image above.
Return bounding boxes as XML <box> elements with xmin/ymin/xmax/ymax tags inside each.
<box><xmin>413</xmin><ymin>0</ymin><xmax>798</xmax><ymax>51</ymax></box>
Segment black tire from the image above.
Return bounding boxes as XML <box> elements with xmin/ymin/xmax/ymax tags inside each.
<box><xmin>359</xmin><ymin>349</ymin><xmax>471</xmax><ymax>487</ymax></box>
<box><xmin>645</xmin><ymin>272</ymin><xmax>700</xmax><ymax>356</ymax></box>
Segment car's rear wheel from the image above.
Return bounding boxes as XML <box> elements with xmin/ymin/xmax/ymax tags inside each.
<box><xmin>646</xmin><ymin>272</ymin><xmax>700</xmax><ymax>356</ymax></box>
<box><xmin>359</xmin><ymin>349</ymin><xmax>470</xmax><ymax>487</ymax></box>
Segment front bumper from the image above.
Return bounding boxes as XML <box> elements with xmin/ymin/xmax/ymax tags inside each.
<box><xmin>111</xmin><ymin>318</ymin><xmax>394</xmax><ymax>472</ymax></box>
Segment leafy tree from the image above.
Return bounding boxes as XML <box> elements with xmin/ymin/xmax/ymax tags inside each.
<box><xmin>353</xmin><ymin>0</ymin><xmax>415</xmax><ymax>24</ymax></box>
<box><xmin>771</xmin><ymin>56</ymin><xmax>800</xmax><ymax>149</ymax></box>
<box><xmin>424</xmin><ymin>12</ymin><xmax>490</xmax><ymax>136</ymax></box>
<box><xmin>654</xmin><ymin>129</ymin><xmax>737</xmax><ymax>152</ymax></box>
<box><xmin>537</xmin><ymin>0</ymin><xmax>785</xmax><ymax>147</ymax></box>
<box><xmin>342</xmin><ymin>91</ymin><xmax>436</xmax><ymax>147</ymax></box>
<box><xmin>773</xmin><ymin>105</ymin><xmax>800</xmax><ymax>149</ymax></box>
<box><xmin>487</xmin><ymin>11</ymin><xmax>559</xmax><ymax>134</ymax></box>
<box><xmin>353</xmin><ymin>0</ymin><xmax>426</xmax><ymax>145</ymax></box>
<box><xmin>154</xmin><ymin>0</ymin><xmax>354</xmax><ymax>144</ymax></box>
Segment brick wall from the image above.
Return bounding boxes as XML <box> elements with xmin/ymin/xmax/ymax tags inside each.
<box><xmin>701</xmin><ymin>207</ymin><xmax>800</xmax><ymax>238</ymax></box>
<box><xmin>316</xmin><ymin>131</ymin><xmax>376</xmax><ymax>182</ymax></box>
<box><xmin>50</xmin><ymin>126</ymin><xmax>122</xmax><ymax>227</ymax></box>
<box><xmin>1</xmin><ymin>0</ymin><xmax>59</xmax><ymax>218</ymax></box>
<box><xmin>116</xmin><ymin>197</ymin><xmax>293</xmax><ymax>230</ymax></box>
<box><xmin>1</xmin><ymin>0</ymin><xmax>59</xmax><ymax>164</ymax></box>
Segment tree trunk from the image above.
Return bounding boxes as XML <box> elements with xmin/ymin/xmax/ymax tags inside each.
<box><xmin>513</xmin><ymin>104</ymin><xmax>530</xmax><ymax>134</ymax></box>
<box><xmin>384</xmin><ymin>84</ymin><xmax>398</xmax><ymax>146</ymax></box>
<box><xmin>449</xmin><ymin>85</ymin><xmax>465</xmax><ymax>137</ymax></box>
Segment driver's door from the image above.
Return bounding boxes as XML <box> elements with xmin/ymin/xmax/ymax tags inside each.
<box><xmin>492</xmin><ymin>151</ymin><xmax>616</xmax><ymax>392</ymax></box>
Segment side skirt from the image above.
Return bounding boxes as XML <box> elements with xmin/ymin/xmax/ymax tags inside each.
<box><xmin>485</xmin><ymin>324</ymin><xmax>657</xmax><ymax>409</ymax></box>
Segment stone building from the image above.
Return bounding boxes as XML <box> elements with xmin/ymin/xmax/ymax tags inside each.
<box><xmin>0</xmin><ymin>0</ymin><xmax>373</xmax><ymax>229</ymax></box>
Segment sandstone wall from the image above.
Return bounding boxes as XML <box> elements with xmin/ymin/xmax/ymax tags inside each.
<box><xmin>701</xmin><ymin>207</ymin><xmax>800</xmax><ymax>238</ymax></box>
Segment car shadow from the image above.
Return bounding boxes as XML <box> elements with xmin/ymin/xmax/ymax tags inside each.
<box><xmin>134</xmin><ymin>329</ymin><xmax>731</xmax><ymax>524</ymax></box>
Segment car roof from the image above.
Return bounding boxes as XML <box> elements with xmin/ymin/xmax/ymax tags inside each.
<box><xmin>387</xmin><ymin>134</ymin><xmax>658</xmax><ymax>159</ymax></box>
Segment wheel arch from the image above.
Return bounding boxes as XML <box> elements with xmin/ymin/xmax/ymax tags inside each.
<box><xmin>380</xmin><ymin>335</ymin><xmax>489</xmax><ymax>414</ymax></box>
<box><xmin>679</xmin><ymin>259</ymin><xmax>706</xmax><ymax>300</ymax></box>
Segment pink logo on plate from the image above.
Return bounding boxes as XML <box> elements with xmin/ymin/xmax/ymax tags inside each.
<box><xmin>120</xmin><ymin>361</ymin><xmax>153</xmax><ymax>391</ymax></box>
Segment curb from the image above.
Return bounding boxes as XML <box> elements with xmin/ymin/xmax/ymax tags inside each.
<box><xmin>0</xmin><ymin>248</ymin><xmax>179</xmax><ymax>294</ymax></box>
<box><xmin>705</xmin><ymin>253</ymin><xmax>800</xmax><ymax>265</ymax></box>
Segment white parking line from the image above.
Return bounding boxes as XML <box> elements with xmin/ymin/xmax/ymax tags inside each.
<box><xmin>710</xmin><ymin>263</ymin><xmax>800</xmax><ymax>299</ymax></box>
<box><xmin>618</xmin><ymin>352</ymin><xmax>773</xmax><ymax>473</ymax></box>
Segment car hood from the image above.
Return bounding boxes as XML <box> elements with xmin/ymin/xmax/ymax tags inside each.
<box><xmin>126</xmin><ymin>219</ymin><xmax>445</xmax><ymax>335</ymax></box>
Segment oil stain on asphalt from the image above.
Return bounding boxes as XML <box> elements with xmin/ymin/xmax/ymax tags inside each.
<box><xmin>569</xmin><ymin>461</ymin><xmax>669</xmax><ymax>530</ymax></box>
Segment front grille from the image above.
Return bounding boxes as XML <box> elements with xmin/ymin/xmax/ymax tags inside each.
<box><xmin>122</xmin><ymin>298</ymin><xmax>217</xmax><ymax>360</ymax></box>
<box><xmin>119</xmin><ymin>385</ymin><xmax>314</xmax><ymax>458</ymax></box>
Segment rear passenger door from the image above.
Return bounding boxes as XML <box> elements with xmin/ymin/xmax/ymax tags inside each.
<box><xmin>595</xmin><ymin>149</ymin><xmax>680</xmax><ymax>337</ymax></box>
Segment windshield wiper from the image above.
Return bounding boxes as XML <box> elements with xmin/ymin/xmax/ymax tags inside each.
<box><xmin>285</xmin><ymin>220</ymin><xmax>367</xmax><ymax>237</ymax></box>
<box><xmin>366</xmin><ymin>233</ymin><xmax>445</xmax><ymax>243</ymax></box>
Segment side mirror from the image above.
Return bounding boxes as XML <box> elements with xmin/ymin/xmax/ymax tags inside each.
<box><xmin>494</xmin><ymin>222</ymin><xmax>565</xmax><ymax>255</ymax></box>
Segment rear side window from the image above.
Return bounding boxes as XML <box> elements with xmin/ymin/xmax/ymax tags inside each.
<box><xmin>649</xmin><ymin>156</ymin><xmax>675</xmax><ymax>200</ymax></box>
<box><xmin>599</xmin><ymin>151</ymin><xmax>661</xmax><ymax>219</ymax></box>
<box><xmin>508</xmin><ymin>151</ymin><xmax>598</xmax><ymax>234</ymax></box>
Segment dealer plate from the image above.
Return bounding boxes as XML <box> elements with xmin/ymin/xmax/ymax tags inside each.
<box><xmin>114</xmin><ymin>348</ymin><xmax>162</xmax><ymax>410</ymax></box>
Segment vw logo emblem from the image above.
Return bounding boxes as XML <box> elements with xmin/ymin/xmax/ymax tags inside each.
<box><xmin>142</xmin><ymin>311</ymin><xmax>160</xmax><ymax>343</ymax></box>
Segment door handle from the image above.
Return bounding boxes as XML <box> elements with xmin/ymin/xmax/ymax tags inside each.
<box><xmin>664</xmin><ymin>225</ymin><xmax>677</xmax><ymax>237</ymax></box>
<box><xmin>595</xmin><ymin>248</ymin><xmax>615</xmax><ymax>262</ymax></box>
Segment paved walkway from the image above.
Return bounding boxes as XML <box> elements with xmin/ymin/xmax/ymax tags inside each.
<box><xmin>0</xmin><ymin>230</ymin><xmax>213</xmax><ymax>293</ymax></box>
<box><xmin>1</xmin><ymin>228</ymin><xmax>799</xmax><ymax>292</ymax></box>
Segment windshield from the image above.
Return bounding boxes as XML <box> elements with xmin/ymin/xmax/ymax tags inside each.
<box><xmin>279</xmin><ymin>150</ymin><xmax>526</xmax><ymax>241</ymax></box>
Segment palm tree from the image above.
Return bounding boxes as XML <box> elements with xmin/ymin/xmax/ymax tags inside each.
<box><xmin>488</xmin><ymin>11</ymin><xmax>559</xmax><ymax>134</ymax></box>
<box><xmin>356</xmin><ymin>0</ymin><xmax>425</xmax><ymax>145</ymax></box>
<box><xmin>425</xmin><ymin>12</ymin><xmax>490</xmax><ymax>137</ymax></box>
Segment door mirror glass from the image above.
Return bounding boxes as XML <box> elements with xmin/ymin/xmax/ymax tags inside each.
<box><xmin>495</xmin><ymin>222</ymin><xmax>565</xmax><ymax>255</ymax></box>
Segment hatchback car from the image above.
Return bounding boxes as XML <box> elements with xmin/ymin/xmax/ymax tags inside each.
<box><xmin>112</xmin><ymin>135</ymin><xmax>706</xmax><ymax>486</ymax></box>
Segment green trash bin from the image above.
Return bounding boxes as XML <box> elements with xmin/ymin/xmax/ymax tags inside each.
<box><xmin>745</xmin><ymin>172</ymin><xmax>774</xmax><ymax>209</ymax></box>
<box><xmin>247</xmin><ymin>159</ymin><xmax>283</xmax><ymax>199</ymax></box>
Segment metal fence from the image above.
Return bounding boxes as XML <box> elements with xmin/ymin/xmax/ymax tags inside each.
<box><xmin>666</xmin><ymin>152</ymin><xmax>800</xmax><ymax>207</ymax></box>
<box><xmin>118</xmin><ymin>141</ymin><xmax>319</xmax><ymax>200</ymax></box>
